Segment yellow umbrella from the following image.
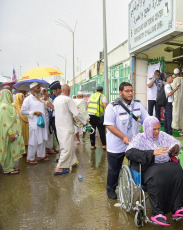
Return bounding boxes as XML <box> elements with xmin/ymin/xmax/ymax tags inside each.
<box><xmin>18</xmin><ymin>67</ymin><xmax>63</xmax><ymax>81</ymax></box>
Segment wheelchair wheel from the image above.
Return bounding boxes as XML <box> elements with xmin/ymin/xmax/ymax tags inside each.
<box><xmin>134</xmin><ymin>210</ymin><xmax>143</xmax><ymax>227</ymax></box>
<box><xmin>118</xmin><ymin>164</ymin><xmax>133</xmax><ymax>212</ymax></box>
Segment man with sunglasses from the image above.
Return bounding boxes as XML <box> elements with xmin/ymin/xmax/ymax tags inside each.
<box><xmin>104</xmin><ymin>82</ymin><xmax>148</xmax><ymax>199</ymax></box>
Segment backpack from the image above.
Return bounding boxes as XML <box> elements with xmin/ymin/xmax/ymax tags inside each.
<box><xmin>156</xmin><ymin>84</ymin><xmax>167</xmax><ymax>106</ymax></box>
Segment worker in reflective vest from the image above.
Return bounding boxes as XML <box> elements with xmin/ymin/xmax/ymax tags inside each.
<box><xmin>87</xmin><ymin>86</ymin><xmax>107</xmax><ymax>150</ymax></box>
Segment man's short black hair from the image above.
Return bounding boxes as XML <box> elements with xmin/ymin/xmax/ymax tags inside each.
<box><xmin>119</xmin><ymin>82</ymin><xmax>132</xmax><ymax>91</ymax></box>
<box><xmin>49</xmin><ymin>81</ymin><xmax>61</xmax><ymax>90</ymax></box>
<box><xmin>154</xmin><ymin>70</ymin><xmax>160</xmax><ymax>75</ymax></box>
<box><xmin>165</xmin><ymin>74</ymin><xmax>172</xmax><ymax>82</ymax></box>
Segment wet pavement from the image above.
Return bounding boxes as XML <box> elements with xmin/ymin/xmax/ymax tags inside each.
<box><xmin>0</xmin><ymin>134</ymin><xmax>183</xmax><ymax>230</ymax></box>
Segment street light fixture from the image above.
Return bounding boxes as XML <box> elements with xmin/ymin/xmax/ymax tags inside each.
<box><xmin>56</xmin><ymin>19</ymin><xmax>77</xmax><ymax>95</ymax></box>
<box><xmin>57</xmin><ymin>54</ymin><xmax>67</xmax><ymax>83</ymax></box>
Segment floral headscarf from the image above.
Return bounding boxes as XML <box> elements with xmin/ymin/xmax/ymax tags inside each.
<box><xmin>143</xmin><ymin>116</ymin><xmax>160</xmax><ymax>140</ymax></box>
<box><xmin>126</xmin><ymin>116</ymin><xmax>181</xmax><ymax>163</ymax></box>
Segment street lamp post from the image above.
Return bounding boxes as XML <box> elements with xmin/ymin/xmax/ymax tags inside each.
<box><xmin>56</xmin><ymin>19</ymin><xmax>77</xmax><ymax>95</ymax></box>
<box><xmin>57</xmin><ymin>54</ymin><xmax>67</xmax><ymax>83</ymax></box>
<box><xmin>103</xmin><ymin>0</ymin><xmax>109</xmax><ymax>102</ymax></box>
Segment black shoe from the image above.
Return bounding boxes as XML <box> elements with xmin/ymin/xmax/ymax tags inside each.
<box><xmin>107</xmin><ymin>191</ymin><xmax>117</xmax><ymax>200</ymax></box>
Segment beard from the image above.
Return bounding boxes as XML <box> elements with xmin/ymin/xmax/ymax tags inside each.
<box><xmin>34</xmin><ymin>92</ymin><xmax>41</xmax><ymax>98</ymax></box>
<box><xmin>121</xmin><ymin>93</ymin><xmax>133</xmax><ymax>105</ymax></box>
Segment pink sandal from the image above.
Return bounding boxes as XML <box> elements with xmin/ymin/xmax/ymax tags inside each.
<box><xmin>172</xmin><ymin>208</ymin><xmax>183</xmax><ymax>218</ymax></box>
<box><xmin>151</xmin><ymin>214</ymin><xmax>170</xmax><ymax>226</ymax></box>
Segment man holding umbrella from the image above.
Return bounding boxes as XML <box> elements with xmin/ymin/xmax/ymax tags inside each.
<box><xmin>21</xmin><ymin>82</ymin><xmax>49</xmax><ymax>164</ymax></box>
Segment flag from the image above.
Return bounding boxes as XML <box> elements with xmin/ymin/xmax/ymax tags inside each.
<box><xmin>12</xmin><ymin>68</ymin><xmax>17</xmax><ymax>81</ymax></box>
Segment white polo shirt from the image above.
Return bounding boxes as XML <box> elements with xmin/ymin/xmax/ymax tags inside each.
<box><xmin>147</xmin><ymin>77</ymin><xmax>157</xmax><ymax>100</ymax></box>
<box><xmin>164</xmin><ymin>83</ymin><xmax>174</xmax><ymax>103</ymax></box>
<box><xmin>104</xmin><ymin>99</ymin><xmax>149</xmax><ymax>153</ymax></box>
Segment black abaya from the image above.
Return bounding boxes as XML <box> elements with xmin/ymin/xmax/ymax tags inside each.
<box><xmin>126</xmin><ymin>148</ymin><xmax>183</xmax><ymax>215</ymax></box>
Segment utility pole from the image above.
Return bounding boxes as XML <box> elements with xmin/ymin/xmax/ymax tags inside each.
<box><xmin>103</xmin><ymin>0</ymin><xmax>109</xmax><ymax>102</ymax></box>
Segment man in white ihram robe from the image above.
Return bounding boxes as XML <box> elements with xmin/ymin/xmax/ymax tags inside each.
<box><xmin>171</xmin><ymin>68</ymin><xmax>183</xmax><ymax>134</ymax></box>
<box><xmin>21</xmin><ymin>82</ymin><xmax>48</xmax><ymax>164</ymax></box>
<box><xmin>53</xmin><ymin>84</ymin><xmax>79</xmax><ymax>175</ymax></box>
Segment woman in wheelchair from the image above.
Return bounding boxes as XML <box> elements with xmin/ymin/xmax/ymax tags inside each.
<box><xmin>125</xmin><ymin>116</ymin><xmax>183</xmax><ymax>226</ymax></box>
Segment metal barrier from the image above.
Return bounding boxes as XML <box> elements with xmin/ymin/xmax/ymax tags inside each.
<box><xmin>70</xmin><ymin>64</ymin><xmax>130</xmax><ymax>102</ymax></box>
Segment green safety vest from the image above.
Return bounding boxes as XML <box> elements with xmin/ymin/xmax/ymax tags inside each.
<box><xmin>87</xmin><ymin>92</ymin><xmax>105</xmax><ymax>117</ymax></box>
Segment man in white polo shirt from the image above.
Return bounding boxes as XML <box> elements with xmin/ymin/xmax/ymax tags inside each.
<box><xmin>164</xmin><ymin>74</ymin><xmax>179</xmax><ymax>135</ymax></box>
<box><xmin>147</xmin><ymin>70</ymin><xmax>163</xmax><ymax>121</ymax></box>
<box><xmin>104</xmin><ymin>82</ymin><xmax>148</xmax><ymax>199</ymax></box>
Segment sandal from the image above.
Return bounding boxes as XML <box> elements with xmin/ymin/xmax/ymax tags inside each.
<box><xmin>47</xmin><ymin>150</ymin><xmax>57</xmax><ymax>154</ymax></box>
<box><xmin>13</xmin><ymin>168</ymin><xmax>20</xmax><ymax>172</ymax></box>
<box><xmin>3</xmin><ymin>170</ymin><xmax>19</xmax><ymax>175</ymax></box>
<box><xmin>172</xmin><ymin>208</ymin><xmax>183</xmax><ymax>218</ymax></box>
<box><xmin>27</xmin><ymin>160</ymin><xmax>37</xmax><ymax>165</ymax></box>
<box><xmin>102</xmin><ymin>146</ymin><xmax>106</xmax><ymax>150</ymax></box>
<box><xmin>37</xmin><ymin>157</ymin><xmax>49</xmax><ymax>161</ymax></box>
<box><xmin>151</xmin><ymin>214</ymin><xmax>170</xmax><ymax>226</ymax></box>
<box><xmin>54</xmin><ymin>149</ymin><xmax>59</xmax><ymax>153</ymax></box>
<box><xmin>91</xmin><ymin>146</ymin><xmax>96</xmax><ymax>150</ymax></box>
<box><xmin>54</xmin><ymin>169</ymin><xmax>69</xmax><ymax>175</ymax></box>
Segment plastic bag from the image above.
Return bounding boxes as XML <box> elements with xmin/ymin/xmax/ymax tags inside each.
<box><xmin>37</xmin><ymin>115</ymin><xmax>45</xmax><ymax>128</ymax></box>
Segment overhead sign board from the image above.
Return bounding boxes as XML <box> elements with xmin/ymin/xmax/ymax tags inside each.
<box><xmin>128</xmin><ymin>0</ymin><xmax>183</xmax><ymax>54</ymax></box>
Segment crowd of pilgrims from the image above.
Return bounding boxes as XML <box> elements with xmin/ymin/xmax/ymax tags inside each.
<box><xmin>0</xmin><ymin>78</ymin><xmax>183</xmax><ymax>226</ymax></box>
<box><xmin>0</xmin><ymin>81</ymin><xmax>89</xmax><ymax>175</ymax></box>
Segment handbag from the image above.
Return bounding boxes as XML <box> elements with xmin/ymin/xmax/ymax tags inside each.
<box><xmin>37</xmin><ymin>115</ymin><xmax>45</xmax><ymax>128</ymax></box>
<box><xmin>169</xmin><ymin>155</ymin><xmax>179</xmax><ymax>163</ymax></box>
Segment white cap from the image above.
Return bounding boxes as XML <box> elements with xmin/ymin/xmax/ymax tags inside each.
<box><xmin>77</xmin><ymin>91</ymin><xmax>83</xmax><ymax>95</ymax></box>
<box><xmin>174</xmin><ymin>68</ymin><xmax>180</xmax><ymax>74</ymax></box>
<box><xmin>30</xmin><ymin>82</ymin><xmax>39</xmax><ymax>89</ymax></box>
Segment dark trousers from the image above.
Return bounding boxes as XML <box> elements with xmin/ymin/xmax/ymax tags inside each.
<box><xmin>89</xmin><ymin>115</ymin><xmax>106</xmax><ymax>146</ymax></box>
<box><xmin>164</xmin><ymin>102</ymin><xmax>172</xmax><ymax>135</ymax></box>
<box><xmin>107</xmin><ymin>151</ymin><xmax>125</xmax><ymax>192</ymax></box>
<box><xmin>50</xmin><ymin>117</ymin><xmax>59</xmax><ymax>144</ymax></box>
<box><xmin>148</xmin><ymin>100</ymin><xmax>161</xmax><ymax>122</ymax></box>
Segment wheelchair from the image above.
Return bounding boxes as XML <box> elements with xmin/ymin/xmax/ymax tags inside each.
<box><xmin>118</xmin><ymin>163</ymin><xmax>150</xmax><ymax>227</ymax></box>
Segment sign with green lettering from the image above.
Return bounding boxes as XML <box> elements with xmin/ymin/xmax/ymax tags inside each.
<box><xmin>129</xmin><ymin>0</ymin><xmax>173</xmax><ymax>53</ymax></box>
